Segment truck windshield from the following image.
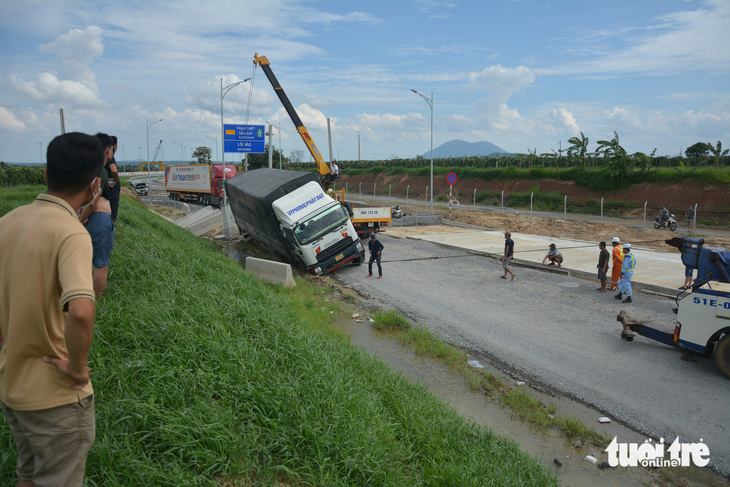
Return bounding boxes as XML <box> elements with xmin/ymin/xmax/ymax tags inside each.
<box><xmin>293</xmin><ymin>205</ymin><xmax>349</xmax><ymax>245</ymax></box>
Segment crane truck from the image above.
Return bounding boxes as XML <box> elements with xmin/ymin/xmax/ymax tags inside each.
<box><xmin>618</xmin><ymin>236</ymin><xmax>730</xmax><ymax>379</ymax></box>
<box><xmin>252</xmin><ymin>53</ymin><xmax>391</xmax><ymax>237</ymax></box>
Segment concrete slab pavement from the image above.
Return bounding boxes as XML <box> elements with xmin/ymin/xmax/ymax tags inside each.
<box><xmin>388</xmin><ymin>225</ymin><xmax>686</xmax><ymax>295</ymax></box>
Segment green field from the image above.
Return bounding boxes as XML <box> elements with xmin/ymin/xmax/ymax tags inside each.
<box><xmin>0</xmin><ymin>187</ymin><xmax>558</xmax><ymax>486</ymax></box>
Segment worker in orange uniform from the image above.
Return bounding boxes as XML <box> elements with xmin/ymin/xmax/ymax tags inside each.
<box><xmin>610</xmin><ymin>237</ymin><xmax>624</xmax><ymax>291</ymax></box>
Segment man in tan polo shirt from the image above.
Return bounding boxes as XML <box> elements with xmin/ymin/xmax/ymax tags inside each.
<box><xmin>0</xmin><ymin>132</ymin><xmax>103</xmax><ymax>486</ymax></box>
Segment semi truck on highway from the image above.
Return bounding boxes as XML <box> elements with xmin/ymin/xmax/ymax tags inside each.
<box><xmin>225</xmin><ymin>168</ymin><xmax>365</xmax><ymax>275</ymax></box>
<box><xmin>165</xmin><ymin>163</ymin><xmax>236</xmax><ymax>207</ymax></box>
<box><xmin>618</xmin><ymin>236</ymin><xmax>730</xmax><ymax>379</ymax></box>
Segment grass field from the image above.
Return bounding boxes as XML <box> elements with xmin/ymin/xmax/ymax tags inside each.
<box><xmin>0</xmin><ymin>187</ymin><xmax>559</xmax><ymax>486</ymax></box>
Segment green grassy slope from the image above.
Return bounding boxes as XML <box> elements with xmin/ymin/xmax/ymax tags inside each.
<box><xmin>0</xmin><ymin>188</ymin><xmax>558</xmax><ymax>486</ymax></box>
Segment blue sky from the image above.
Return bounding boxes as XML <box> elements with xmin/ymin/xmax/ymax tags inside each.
<box><xmin>0</xmin><ymin>0</ymin><xmax>728</xmax><ymax>164</ymax></box>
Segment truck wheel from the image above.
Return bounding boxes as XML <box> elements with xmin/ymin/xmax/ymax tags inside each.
<box><xmin>715</xmin><ymin>334</ymin><xmax>730</xmax><ymax>379</ymax></box>
<box><xmin>669</xmin><ymin>221</ymin><xmax>677</xmax><ymax>232</ymax></box>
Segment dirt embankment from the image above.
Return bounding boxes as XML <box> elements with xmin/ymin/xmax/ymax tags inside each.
<box><xmin>339</xmin><ymin>174</ymin><xmax>730</xmax><ymax>215</ymax></box>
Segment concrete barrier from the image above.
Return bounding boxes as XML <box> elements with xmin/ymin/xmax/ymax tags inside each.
<box><xmin>245</xmin><ymin>257</ymin><xmax>296</xmax><ymax>288</ymax></box>
<box><xmin>174</xmin><ymin>207</ymin><xmax>223</xmax><ymax>236</ymax></box>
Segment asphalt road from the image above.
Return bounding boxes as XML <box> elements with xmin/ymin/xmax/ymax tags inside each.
<box><xmin>336</xmin><ymin>233</ymin><xmax>730</xmax><ymax>477</ymax></box>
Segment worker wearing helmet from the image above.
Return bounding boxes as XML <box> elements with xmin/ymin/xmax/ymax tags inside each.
<box><xmin>610</xmin><ymin>237</ymin><xmax>623</xmax><ymax>291</ymax></box>
<box><xmin>615</xmin><ymin>243</ymin><xmax>636</xmax><ymax>304</ymax></box>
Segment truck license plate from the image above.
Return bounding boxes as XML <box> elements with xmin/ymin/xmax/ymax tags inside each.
<box><xmin>336</xmin><ymin>253</ymin><xmax>344</xmax><ymax>262</ymax></box>
<box><xmin>368</xmin><ymin>222</ymin><xmax>374</xmax><ymax>227</ymax></box>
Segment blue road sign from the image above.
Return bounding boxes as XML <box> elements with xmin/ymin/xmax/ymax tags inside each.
<box><xmin>447</xmin><ymin>172</ymin><xmax>457</xmax><ymax>185</ymax></box>
<box><xmin>223</xmin><ymin>124</ymin><xmax>265</xmax><ymax>154</ymax></box>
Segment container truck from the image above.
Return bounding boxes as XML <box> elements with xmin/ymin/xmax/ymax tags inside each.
<box><xmin>225</xmin><ymin>168</ymin><xmax>365</xmax><ymax>275</ymax></box>
<box><xmin>165</xmin><ymin>163</ymin><xmax>236</xmax><ymax>206</ymax></box>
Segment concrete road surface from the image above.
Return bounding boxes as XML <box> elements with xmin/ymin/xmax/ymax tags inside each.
<box><xmin>337</xmin><ymin>232</ymin><xmax>730</xmax><ymax>477</ymax></box>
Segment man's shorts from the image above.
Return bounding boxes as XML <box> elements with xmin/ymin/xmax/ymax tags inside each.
<box><xmin>2</xmin><ymin>396</ymin><xmax>95</xmax><ymax>486</ymax></box>
<box><xmin>86</xmin><ymin>212</ymin><xmax>115</xmax><ymax>268</ymax></box>
<box><xmin>502</xmin><ymin>257</ymin><xmax>511</xmax><ymax>269</ymax></box>
<box><xmin>598</xmin><ymin>269</ymin><xmax>607</xmax><ymax>281</ymax></box>
<box><xmin>685</xmin><ymin>266</ymin><xmax>694</xmax><ymax>278</ymax></box>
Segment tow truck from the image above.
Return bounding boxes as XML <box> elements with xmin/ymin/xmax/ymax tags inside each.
<box><xmin>618</xmin><ymin>236</ymin><xmax>730</xmax><ymax>379</ymax></box>
<box><xmin>253</xmin><ymin>53</ymin><xmax>391</xmax><ymax>237</ymax></box>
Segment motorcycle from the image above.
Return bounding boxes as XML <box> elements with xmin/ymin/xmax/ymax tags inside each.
<box><xmin>654</xmin><ymin>213</ymin><xmax>678</xmax><ymax>231</ymax></box>
<box><xmin>392</xmin><ymin>205</ymin><xmax>403</xmax><ymax>219</ymax></box>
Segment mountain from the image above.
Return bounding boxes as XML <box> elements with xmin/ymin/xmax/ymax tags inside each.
<box><xmin>421</xmin><ymin>140</ymin><xmax>510</xmax><ymax>158</ymax></box>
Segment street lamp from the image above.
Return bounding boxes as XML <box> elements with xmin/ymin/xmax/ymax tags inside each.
<box><xmin>38</xmin><ymin>142</ymin><xmax>42</xmax><ymax>164</ymax></box>
<box><xmin>174</xmin><ymin>142</ymin><xmax>183</xmax><ymax>162</ymax></box>
<box><xmin>412</xmin><ymin>89</ymin><xmax>433</xmax><ymax>215</ymax></box>
<box><xmin>146</xmin><ymin>118</ymin><xmax>163</xmax><ymax>203</ymax></box>
<box><xmin>266</xmin><ymin>120</ymin><xmax>282</xmax><ymax>169</ymax></box>
<box><xmin>220</xmin><ymin>77</ymin><xmax>251</xmax><ymax>199</ymax></box>
<box><xmin>206</xmin><ymin>135</ymin><xmax>218</xmax><ymax>164</ymax></box>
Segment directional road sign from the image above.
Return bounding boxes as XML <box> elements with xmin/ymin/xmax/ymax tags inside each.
<box><xmin>223</xmin><ymin>124</ymin><xmax>265</xmax><ymax>154</ymax></box>
<box><xmin>447</xmin><ymin>172</ymin><xmax>457</xmax><ymax>185</ymax></box>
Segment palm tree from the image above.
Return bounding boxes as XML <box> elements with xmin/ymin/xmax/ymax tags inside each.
<box><xmin>707</xmin><ymin>141</ymin><xmax>728</xmax><ymax>173</ymax></box>
<box><xmin>567</xmin><ymin>132</ymin><xmax>589</xmax><ymax>168</ymax></box>
<box><xmin>596</xmin><ymin>131</ymin><xmax>632</xmax><ymax>180</ymax></box>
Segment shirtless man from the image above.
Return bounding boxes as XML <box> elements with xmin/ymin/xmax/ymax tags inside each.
<box><xmin>79</xmin><ymin>133</ymin><xmax>115</xmax><ymax>296</ymax></box>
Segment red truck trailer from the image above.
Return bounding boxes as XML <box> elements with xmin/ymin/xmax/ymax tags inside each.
<box><xmin>165</xmin><ymin>163</ymin><xmax>237</xmax><ymax>207</ymax></box>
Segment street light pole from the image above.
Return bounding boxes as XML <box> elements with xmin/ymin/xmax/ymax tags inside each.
<box><xmin>220</xmin><ymin>77</ymin><xmax>251</xmax><ymax>199</ymax></box>
<box><xmin>411</xmin><ymin>89</ymin><xmax>434</xmax><ymax>215</ymax></box>
<box><xmin>174</xmin><ymin>142</ymin><xmax>183</xmax><ymax>162</ymax></box>
<box><xmin>266</xmin><ymin>121</ymin><xmax>282</xmax><ymax>169</ymax></box>
<box><xmin>146</xmin><ymin>118</ymin><xmax>163</xmax><ymax>204</ymax></box>
<box><xmin>38</xmin><ymin>142</ymin><xmax>42</xmax><ymax>164</ymax></box>
<box><xmin>206</xmin><ymin>135</ymin><xmax>218</xmax><ymax>164</ymax></box>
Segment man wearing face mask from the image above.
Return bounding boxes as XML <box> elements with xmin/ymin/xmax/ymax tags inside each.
<box><xmin>0</xmin><ymin>132</ymin><xmax>101</xmax><ymax>487</ymax></box>
<box><xmin>79</xmin><ymin>133</ymin><xmax>116</xmax><ymax>296</ymax></box>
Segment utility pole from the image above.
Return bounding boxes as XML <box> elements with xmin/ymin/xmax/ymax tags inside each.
<box><xmin>358</xmin><ymin>132</ymin><xmax>360</xmax><ymax>161</ymax></box>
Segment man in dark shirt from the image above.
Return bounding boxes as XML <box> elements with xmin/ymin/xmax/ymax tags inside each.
<box><xmin>366</xmin><ymin>233</ymin><xmax>384</xmax><ymax>279</ymax></box>
<box><xmin>106</xmin><ymin>136</ymin><xmax>121</xmax><ymax>222</ymax></box>
<box><xmin>596</xmin><ymin>241</ymin><xmax>610</xmax><ymax>293</ymax></box>
<box><xmin>502</xmin><ymin>231</ymin><xmax>515</xmax><ymax>281</ymax></box>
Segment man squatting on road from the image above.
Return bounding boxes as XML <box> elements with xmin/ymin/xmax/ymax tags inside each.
<box><xmin>366</xmin><ymin>232</ymin><xmax>384</xmax><ymax>278</ymax></box>
<box><xmin>615</xmin><ymin>243</ymin><xmax>636</xmax><ymax>304</ymax></box>
<box><xmin>501</xmin><ymin>231</ymin><xmax>515</xmax><ymax>281</ymax></box>
<box><xmin>79</xmin><ymin>133</ymin><xmax>116</xmax><ymax>296</ymax></box>
<box><xmin>0</xmin><ymin>132</ymin><xmax>103</xmax><ymax>486</ymax></box>
<box><xmin>610</xmin><ymin>237</ymin><xmax>624</xmax><ymax>291</ymax></box>
<box><xmin>542</xmin><ymin>243</ymin><xmax>563</xmax><ymax>267</ymax></box>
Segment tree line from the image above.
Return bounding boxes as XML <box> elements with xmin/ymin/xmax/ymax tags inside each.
<box><xmin>286</xmin><ymin>133</ymin><xmax>728</xmax><ymax>181</ymax></box>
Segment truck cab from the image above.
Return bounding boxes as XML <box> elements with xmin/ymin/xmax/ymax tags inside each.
<box><xmin>272</xmin><ymin>182</ymin><xmax>364</xmax><ymax>275</ymax></box>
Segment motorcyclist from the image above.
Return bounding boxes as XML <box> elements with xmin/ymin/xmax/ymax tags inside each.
<box><xmin>659</xmin><ymin>206</ymin><xmax>670</xmax><ymax>225</ymax></box>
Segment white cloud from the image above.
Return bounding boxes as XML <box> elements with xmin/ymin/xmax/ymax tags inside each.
<box><xmin>604</xmin><ymin>107</ymin><xmax>642</xmax><ymax>128</ymax></box>
<box><xmin>39</xmin><ymin>26</ymin><xmax>103</xmax><ymax>91</ymax></box>
<box><xmin>3</xmin><ymin>26</ymin><xmax>104</xmax><ymax>108</ymax></box>
<box><xmin>0</xmin><ymin>107</ymin><xmax>26</xmax><ymax>131</ymax></box>
<box><xmin>468</xmin><ymin>65</ymin><xmax>535</xmax><ymax>99</ymax></box>
<box><xmin>546</xmin><ymin>108</ymin><xmax>580</xmax><ymax>134</ymax></box>
<box><xmin>6</xmin><ymin>73</ymin><xmax>104</xmax><ymax>108</ymax></box>
<box><xmin>356</xmin><ymin>112</ymin><xmax>425</xmax><ymax>131</ymax></box>
<box><xmin>537</xmin><ymin>0</ymin><xmax>730</xmax><ymax>77</ymax></box>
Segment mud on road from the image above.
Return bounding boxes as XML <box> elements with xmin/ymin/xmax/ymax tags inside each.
<box><xmin>334</xmin><ymin>230</ymin><xmax>730</xmax><ymax>479</ymax></box>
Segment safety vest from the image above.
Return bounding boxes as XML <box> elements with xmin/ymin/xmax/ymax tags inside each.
<box><xmin>612</xmin><ymin>246</ymin><xmax>624</xmax><ymax>263</ymax></box>
<box><xmin>623</xmin><ymin>252</ymin><xmax>636</xmax><ymax>272</ymax></box>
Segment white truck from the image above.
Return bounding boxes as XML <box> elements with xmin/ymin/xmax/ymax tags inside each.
<box><xmin>619</xmin><ymin>236</ymin><xmax>730</xmax><ymax>379</ymax></box>
<box><xmin>225</xmin><ymin>169</ymin><xmax>365</xmax><ymax>275</ymax></box>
